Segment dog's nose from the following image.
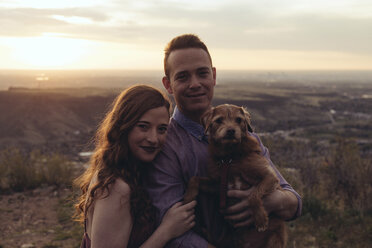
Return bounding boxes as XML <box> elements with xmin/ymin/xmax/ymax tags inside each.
<box><xmin>227</xmin><ymin>129</ymin><xmax>235</xmax><ymax>136</ymax></box>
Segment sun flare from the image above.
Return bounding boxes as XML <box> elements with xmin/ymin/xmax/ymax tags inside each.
<box><xmin>8</xmin><ymin>34</ymin><xmax>91</xmax><ymax>69</ymax></box>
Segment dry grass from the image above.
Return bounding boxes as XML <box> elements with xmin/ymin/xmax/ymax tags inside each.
<box><xmin>270</xmin><ymin>137</ymin><xmax>372</xmax><ymax>248</ymax></box>
<box><xmin>0</xmin><ymin>148</ymin><xmax>74</xmax><ymax>192</ymax></box>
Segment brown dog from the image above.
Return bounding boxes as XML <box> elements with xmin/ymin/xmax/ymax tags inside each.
<box><xmin>183</xmin><ymin>104</ymin><xmax>287</xmax><ymax>248</ymax></box>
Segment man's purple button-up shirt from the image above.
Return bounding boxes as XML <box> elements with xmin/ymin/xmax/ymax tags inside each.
<box><xmin>145</xmin><ymin>107</ymin><xmax>302</xmax><ymax>247</ymax></box>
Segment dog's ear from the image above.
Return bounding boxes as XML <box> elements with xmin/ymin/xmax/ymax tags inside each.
<box><xmin>240</xmin><ymin>107</ymin><xmax>253</xmax><ymax>133</ymax></box>
<box><xmin>201</xmin><ymin>107</ymin><xmax>214</xmax><ymax>134</ymax></box>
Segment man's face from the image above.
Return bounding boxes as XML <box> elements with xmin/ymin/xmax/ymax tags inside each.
<box><xmin>163</xmin><ymin>48</ymin><xmax>216</xmax><ymax>122</ymax></box>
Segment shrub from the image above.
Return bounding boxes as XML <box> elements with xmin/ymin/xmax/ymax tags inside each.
<box><xmin>0</xmin><ymin>148</ymin><xmax>40</xmax><ymax>191</ymax></box>
<box><xmin>0</xmin><ymin>148</ymin><xmax>74</xmax><ymax>192</ymax></box>
<box><xmin>302</xmin><ymin>193</ymin><xmax>328</xmax><ymax>220</ymax></box>
<box><xmin>326</xmin><ymin>138</ymin><xmax>372</xmax><ymax>214</ymax></box>
<box><xmin>39</xmin><ymin>153</ymin><xmax>73</xmax><ymax>187</ymax></box>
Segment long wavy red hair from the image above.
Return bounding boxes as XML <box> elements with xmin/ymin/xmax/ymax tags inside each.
<box><xmin>75</xmin><ymin>84</ymin><xmax>171</xmax><ymax>225</ymax></box>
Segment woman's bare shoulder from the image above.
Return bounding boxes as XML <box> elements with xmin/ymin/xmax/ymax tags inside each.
<box><xmin>109</xmin><ymin>178</ymin><xmax>131</xmax><ymax>198</ymax></box>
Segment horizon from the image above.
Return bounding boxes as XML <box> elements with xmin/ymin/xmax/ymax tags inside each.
<box><xmin>2</xmin><ymin>68</ymin><xmax>372</xmax><ymax>73</ymax></box>
<box><xmin>1</xmin><ymin>69</ymin><xmax>371</xmax><ymax>92</ymax></box>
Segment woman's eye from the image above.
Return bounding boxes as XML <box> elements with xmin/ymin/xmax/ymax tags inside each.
<box><xmin>158</xmin><ymin>126</ymin><xmax>168</xmax><ymax>134</ymax></box>
<box><xmin>137</xmin><ymin>124</ymin><xmax>148</xmax><ymax>130</ymax></box>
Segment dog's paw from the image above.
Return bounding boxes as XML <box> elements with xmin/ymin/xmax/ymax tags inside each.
<box><xmin>257</xmin><ymin>223</ymin><xmax>268</xmax><ymax>232</ymax></box>
<box><xmin>183</xmin><ymin>177</ymin><xmax>199</xmax><ymax>204</ymax></box>
<box><xmin>254</xmin><ymin>211</ymin><xmax>269</xmax><ymax>232</ymax></box>
<box><xmin>183</xmin><ymin>190</ymin><xmax>197</xmax><ymax>203</ymax></box>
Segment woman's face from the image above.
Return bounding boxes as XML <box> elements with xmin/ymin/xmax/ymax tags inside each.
<box><xmin>128</xmin><ymin>106</ymin><xmax>169</xmax><ymax>163</ymax></box>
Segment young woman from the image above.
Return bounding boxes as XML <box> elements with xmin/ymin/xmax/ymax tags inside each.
<box><xmin>75</xmin><ymin>85</ymin><xmax>196</xmax><ymax>248</ymax></box>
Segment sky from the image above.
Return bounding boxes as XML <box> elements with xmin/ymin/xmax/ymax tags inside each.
<box><xmin>0</xmin><ymin>0</ymin><xmax>371</xmax><ymax>70</ymax></box>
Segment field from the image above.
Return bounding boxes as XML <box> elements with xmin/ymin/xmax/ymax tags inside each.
<box><xmin>0</xmin><ymin>70</ymin><xmax>371</xmax><ymax>247</ymax></box>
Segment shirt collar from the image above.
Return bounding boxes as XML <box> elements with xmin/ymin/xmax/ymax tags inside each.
<box><xmin>172</xmin><ymin>106</ymin><xmax>207</xmax><ymax>142</ymax></box>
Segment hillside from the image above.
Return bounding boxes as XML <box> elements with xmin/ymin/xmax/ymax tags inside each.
<box><xmin>0</xmin><ymin>88</ymin><xmax>117</xmax><ymax>159</ymax></box>
<box><xmin>1</xmin><ymin>81</ymin><xmax>372</xmax><ymax>247</ymax></box>
<box><xmin>1</xmin><ymin>81</ymin><xmax>371</xmax><ymax>159</ymax></box>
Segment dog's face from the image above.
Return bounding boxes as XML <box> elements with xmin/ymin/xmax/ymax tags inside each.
<box><xmin>202</xmin><ymin>104</ymin><xmax>252</xmax><ymax>145</ymax></box>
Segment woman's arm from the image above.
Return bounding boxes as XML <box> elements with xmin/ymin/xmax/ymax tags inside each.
<box><xmin>90</xmin><ymin>179</ymin><xmax>132</xmax><ymax>248</ymax></box>
<box><xmin>90</xmin><ymin>178</ymin><xmax>197</xmax><ymax>248</ymax></box>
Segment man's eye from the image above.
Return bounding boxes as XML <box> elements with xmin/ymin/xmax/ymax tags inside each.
<box><xmin>199</xmin><ymin>70</ymin><xmax>209</xmax><ymax>77</ymax></box>
<box><xmin>176</xmin><ymin>74</ymin><xmax>187</xmax><ymax>81</ymax></box>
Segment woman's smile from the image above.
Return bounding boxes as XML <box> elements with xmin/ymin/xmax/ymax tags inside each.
<box><xmin>128</xmin><ymin>106</ymin><xmax>169</xmax><ymax>163</ymax></box>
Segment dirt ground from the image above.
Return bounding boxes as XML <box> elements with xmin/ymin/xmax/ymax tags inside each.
<box><xmin>0</xmin><ymin>187</ymin><xmax>82</xmax><ymax>248</ymax></box>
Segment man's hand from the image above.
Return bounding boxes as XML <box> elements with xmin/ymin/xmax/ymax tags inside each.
<box><xmin>223</xmin><ymin>187</ymin><xmax>255</xmax><ymax>228</ymax></box>
<box><xmin>223</xmin><ymin>188</ymin><xmax>298</xmax><ymax>228</ymax></box>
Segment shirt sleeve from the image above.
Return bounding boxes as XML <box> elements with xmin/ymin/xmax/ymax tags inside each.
<box><xmin>145</xmin><ymin>146</ymin><xmax>208</xmax><ymax>248</ymax></box>
<box><xmin>252</xmin><ymin>133</ymin><xmax>303</xmax><ymax>219</ymax></box>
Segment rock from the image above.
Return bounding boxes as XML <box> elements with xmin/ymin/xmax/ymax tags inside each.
<box><xmin>21</xmin><ymin>243</ymin><xmax>35</xmax><ymax>248</ymax></box>
<box><xmin>32</xmin><ymin>188</ymin><xmax>42</xmax><ymax>196</ymax></box>
<box><xmin>33</xmin><ymin>219</ymin><xmax>44</xmax><ymax>225</ymax></box>
<box><xmin>17</xmin><ymin>195</ymin><xmax>25</xmax><ymax>201</ymax></box>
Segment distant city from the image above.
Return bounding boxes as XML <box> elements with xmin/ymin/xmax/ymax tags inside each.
<box><xmin>0</xmin><ymin>70</ymin><xmax>371</xmax><ymax>90</ymax></box>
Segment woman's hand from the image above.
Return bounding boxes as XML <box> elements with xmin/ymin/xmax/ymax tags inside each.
<box><xmin>159</xmin><ymin>200</ymin><xmax>197</xmax><ymax>239</ymax></box>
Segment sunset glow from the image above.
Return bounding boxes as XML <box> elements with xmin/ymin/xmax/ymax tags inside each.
<box><xmin>6</xmin><ymin>34</ymin><xmax>91</xmax><ymax>69</ymax></box>
<box><xmin>0</xmin><ymin>0</ymin><xmax>371</xmax><ymax>70</ymax></box>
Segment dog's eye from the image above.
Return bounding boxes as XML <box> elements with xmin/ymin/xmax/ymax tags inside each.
<box><xmin>236</xmin><ymin>117</ymin><xmax>242</xmax><ymax>124</ymax></box>
<box><xmin>215</xmin><ymin>117</ymin><xmax>223</xmax><ymax>124</ymax></box>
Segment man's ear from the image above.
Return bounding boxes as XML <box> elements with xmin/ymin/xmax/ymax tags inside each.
<box><xmin>240</xmin><ymin>107</ymin><xmax>253</xmax><ymax>133</ymax></box>
<box><xmin>162</xmin><ymin>76</ymin><xmax>173</xmax><ymax>94</ymax></box>
<box><xmin>212</xmin><ymin>67</ymin><xmax>217</xmax><ymax>86</ymax></box>
<box><xmin>201</xmin><ymin>107</ymin><xmax>214</xmax><ymax>134</ymax></box>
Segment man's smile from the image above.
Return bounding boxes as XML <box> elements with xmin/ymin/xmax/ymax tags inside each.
<box><xmin>187</xmin><ymin>92</ymin><xmax>206</xmax><ymax>98</ymax></box>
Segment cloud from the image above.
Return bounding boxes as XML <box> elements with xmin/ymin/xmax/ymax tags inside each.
<box><xmin>0</xmin><ymin>7</ymin><xmax>110</xmax><ymax>35</ymax></box>
<box><xmin>211</xmin><ymin>13</ymin><xmax>372</xmax><ymax>55</ymax></box>
<box><xmin>0</xmin><ymin>0</ymin><xmax>371</xmax><ymax>56</ymax></box>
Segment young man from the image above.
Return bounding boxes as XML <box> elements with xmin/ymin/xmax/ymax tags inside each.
<box><xmin>145</xmin><ymin>34</ymin><xmax>302</xmax><ymax>247</ymax></box>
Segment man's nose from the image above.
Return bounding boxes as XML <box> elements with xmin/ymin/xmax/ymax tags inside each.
<box><xmin>189</xmin><ymin>74</ymin><xmax>202</xmax><ymax>88</ymax></box>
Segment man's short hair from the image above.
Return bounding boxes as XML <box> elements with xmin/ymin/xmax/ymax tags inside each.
<box><xmin>164</xmin><ymin>34</ymin><xmax>212</xmax><ymax>78</ymax></box>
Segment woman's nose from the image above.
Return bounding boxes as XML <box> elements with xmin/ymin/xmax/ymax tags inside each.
<box><xmin>146</xmin><ymin>129</ymin><xmax>158</xmax><ymax>144</ymax></box>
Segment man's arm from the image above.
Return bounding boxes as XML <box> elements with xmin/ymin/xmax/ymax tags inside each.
<box><xmin>258</xmin><ymin>133</ymin><xmax>302</xmax><ymax>219</ymax></box>
<box><xmin>224</xmin><ymin>133</ymin><xmax>302</xmax><ymax>227</ymax></box>
<box><xmin>225</xmin><ymin>186</ymin><xmax>299</xmax><ymax>227</ymax></box>
<box><xmin>145</xmin><ymin>148</ymin><xmax>208</xmax><ymax>248</ymax></box>
<box><xmin>263</xmin><ymin>188</ymin><xmax>299</xmax><ymax>220</ymax></box>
